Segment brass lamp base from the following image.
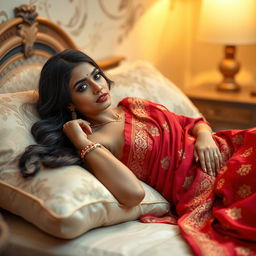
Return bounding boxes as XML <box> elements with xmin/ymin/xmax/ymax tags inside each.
<box><xmin>217</xmin><ymin>45</ymin><xmax>240</xmax><ymax>92</ymax></box>
<box><xmin>217</xmin><ymin>82</ymin><xmax>240</xmax><ymax>92</ymax></box>
<box><xmin>251</xmin><ymin>90</ymin><xmax>256</xmax><ymax>96</ymax></box>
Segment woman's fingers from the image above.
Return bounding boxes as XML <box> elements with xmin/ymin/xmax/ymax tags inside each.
<box><xmin>194</xmin><ymin>150</ymin><xmax>199</xmax><ymax>162</ymax></box>
<box><xmin>198</xmin><ymin>150</ymin><xmax>207</xmax><ymax>173</ymax></box>
<box><xmin>77</xmin><ymin>119</ymin><xmax>93</xmax><ymax>134</ymax></box>
<box><xmin>209</xmin><ymin>150</ymin><xmax>216</xmax><ymax>175</ymax></box>
<box><xmin>197</xmin><ymin>148</ymin><xmax>220</xmax><ymax>176</ymax></box>
<box><xmin>204</xmin><ymin>150</ymin><xmax>214</xmax><ymax>176</ymax></box>
<box><xmin>216</xmin><ymin>149</ymin><xmax>224</xmax><ymax>172</ymax></box>
<box><xmin>63</xmin><ymin>119</ymin><xmax>93</xmax><ymax>149</ymax></box>
<box><xmin>214</xmin><ymin>150</ymin><xmax>220</xmax><ymax>172</ymax></box>
<box><xmin>194</xmin><ymin>133</ymin><xmax>222</xmax><ymax>176</ymax></box>
<box><xmin>63</xmin><ymin>119</ymin><xmax>92</xmax><ymax>137</ymax></box>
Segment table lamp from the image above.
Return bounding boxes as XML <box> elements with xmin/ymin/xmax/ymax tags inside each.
<box><xmin>198</xmin><ymin>0</ymin><xmax>256</xmax><ymax>92</ymax></box>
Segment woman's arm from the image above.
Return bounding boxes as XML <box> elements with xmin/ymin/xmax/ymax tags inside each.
<box><xmin>192</xmin><ymin>122</ymin><xmax>223</xmax><ymax>176</ymax></box>
<box><xmin>63</xmin><ymin>119</ymin><xmax>145</xmax><ymax>208</ymax></box>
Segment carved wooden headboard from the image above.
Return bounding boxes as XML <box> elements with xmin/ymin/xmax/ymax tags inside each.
<box><xmin>0</xmin><ymin>4</ymin><xmax>124</xmax><ymax>90</ymax></box>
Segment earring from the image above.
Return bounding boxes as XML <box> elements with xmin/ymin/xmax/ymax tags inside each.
<box><xmin>69</xmin><ymin>105</ymin><xmax>77</xmax><ymax>120</ymax></box>
<box><xmin>71</xmin><ymin>109</ymin><xmax>77</xmax><ymax>120</ymax></box>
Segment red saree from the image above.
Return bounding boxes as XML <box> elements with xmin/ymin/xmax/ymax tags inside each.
<box><xmin>118</xmin><ymin>97</ymin><xmax>256</xmax><ymax>256</ymax></box>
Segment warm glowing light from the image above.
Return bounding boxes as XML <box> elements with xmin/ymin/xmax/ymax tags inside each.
<box><xmin>198</xmin><ymin>0</ymin><xmax>256</xmax><ymax>45</ymax></box>
<box><xmin>132</xmin><ymin>0</ymin><xmax>170</xmax><ymax>59</ymax></box>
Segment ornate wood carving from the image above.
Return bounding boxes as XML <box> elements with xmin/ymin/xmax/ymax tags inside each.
<box><xmin>0</xmin><ymin>3</ymin><xmax>123</xmax><ymax>84</ymax></box>
<box><xmin>18</xmin><ymin>22</ymin><xmax>38</xmax><ymax>58</ymax></box>
<box><xmin>14</xmin><ymin>5</ymin><xmax>38</xmax><ymax>58</ymax></box>
<box><xmin>14</xmin><ymin>5</ymin><xmax>38</xmax><ymax>25</ymax></box>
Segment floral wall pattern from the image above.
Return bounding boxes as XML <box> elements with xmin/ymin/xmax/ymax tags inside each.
<box><xmin>3</xmin><ymin>0</ymin><xmax>253</xmax><ymax>90</ymax></box>
<box><xmin>0</xmin><ymin>0</ymin><xmax>160</xmax><ymax>59</ymax></box>
<box><xmin>1</xmin><ymin>0</ymin><xmax>190</xmax><ymax>88</ymax></box>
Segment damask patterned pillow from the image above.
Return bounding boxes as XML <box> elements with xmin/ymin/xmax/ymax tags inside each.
<box><xmin>108</xmin><ymin>60</ymin><xmax>201</xmax><ymax>118</ymax></box>
<box><xmin>0</xmin><ymin>91</ymin><xmax>169</xmax><ymax>239</ymax></box>
<box><xmin>0</xmin><ymin>64</ymin><xmax>42</xmax><ymax>93</ymax></box>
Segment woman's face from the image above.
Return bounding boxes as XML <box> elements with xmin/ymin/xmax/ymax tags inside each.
<box><xmin>68</xmin><ymin>62</ymin><xmax>111</xmax><ymax>118</ymax></box>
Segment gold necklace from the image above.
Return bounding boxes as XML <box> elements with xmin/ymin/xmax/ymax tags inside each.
<box><xmin>90</xmin><ymin>113</ymin><xmax>122</xmax><ymax>129</ymax></box>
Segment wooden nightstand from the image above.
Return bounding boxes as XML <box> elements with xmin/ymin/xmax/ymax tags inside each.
<box><xmin>184</xmin><ymin>85</ymin><xmax>256</xmax><ymax>131</ymax></box>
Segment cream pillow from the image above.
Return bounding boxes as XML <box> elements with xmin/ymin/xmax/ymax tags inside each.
<box><xmin>0</xmin><ymin>64</ymin><xmax>42</xmax><ymax>93</ymax></box>
<box><xmin>0</xmin><ymin>91</ymin><xmax>169</xmax><ymax>239</ymax></box>
<box><xmin>108</xmin><ymin>60</ymin><xmax>201</xmax><ymax>118</ymax></box>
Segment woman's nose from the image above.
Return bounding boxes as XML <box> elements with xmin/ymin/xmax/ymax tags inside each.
<box><xmin>88</xmin><ymin>80</ymin><xmax>103</xmax><ymax>94</ymax></box>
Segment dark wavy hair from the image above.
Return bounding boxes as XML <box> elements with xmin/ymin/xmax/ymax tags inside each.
<box><xmin>19</xmin><ymin>49</ymin><xmax>113</xmax><ymax>178</ymax></box>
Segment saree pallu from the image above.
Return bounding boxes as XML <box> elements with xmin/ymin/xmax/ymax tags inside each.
<box><xmin>119</xmin><ymin>97</ymin><xmax>256</xmax><ymax>256</ymax></box>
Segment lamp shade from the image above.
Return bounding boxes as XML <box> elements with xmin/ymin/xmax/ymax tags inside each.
<box><xmin>198</xmin><ymin>0</ymin><xmax>256</xmax><ymax>45</ymax></box>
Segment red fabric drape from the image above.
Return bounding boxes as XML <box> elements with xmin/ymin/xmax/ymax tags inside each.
<box><xmin>119</xmin><ymin>97</ymin><xmax>256</xmax><ymax>256</ymax></box>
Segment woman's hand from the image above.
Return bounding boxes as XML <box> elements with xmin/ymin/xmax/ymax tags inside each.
<box><xmin>63</xmin><ymin>119</ymin><xmax>93</xmax><ymax>149</ymax></box>
<box><xmin>194</xmin><ymin>131</ymin><xmax>223</xmax><ymax>176</ymax></box>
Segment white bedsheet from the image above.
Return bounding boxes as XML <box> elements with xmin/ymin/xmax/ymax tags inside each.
<box><xmin>2</xmin><ymin>211</ymin><xmax>192</xmax><ymax>256</ymax></box>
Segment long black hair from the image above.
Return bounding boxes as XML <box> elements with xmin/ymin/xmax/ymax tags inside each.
<box><xmin>19</xmin><ymin>49</ymin><xmax>113</xmax><ymax>177</ymax></box>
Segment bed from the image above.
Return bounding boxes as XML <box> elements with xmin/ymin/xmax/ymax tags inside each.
<box><xmin>0</xmin><ymin>5</ymin><xmax>202</xmax><ymax>256</ymax></box>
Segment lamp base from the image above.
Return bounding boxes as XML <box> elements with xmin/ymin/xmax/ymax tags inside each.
<box><xmin>217</xmin><ymin>81</ymin><xmax>240</xmax><ymax>92</ymax></box>
<box><xmin>251</xmin><ymin>90</ymin><xmax>256</xmax><ymax>96</ymax></box>
<box><xmin>217</xmin><ymin>45</ymin><xmax>240</xmax><ymax>92</ymax></box>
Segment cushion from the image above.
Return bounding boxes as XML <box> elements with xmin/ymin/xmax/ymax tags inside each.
<box><xmin>0</xmin><ymin>91</ymin><xmax>169</xmax><ymax>239</ymax></box>
<box><xmin>108</xmin><ymin>60</ymin><xmax>201</xmax><ymax>118</ymax></box>
<box><xmin>0</xmin><ymin>64</ymin><xmax>42</xmax><ymax>94</ymax></box>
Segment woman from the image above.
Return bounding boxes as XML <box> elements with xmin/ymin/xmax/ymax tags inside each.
<box><xmin>19</xmin><ymin>49</ymin><xmax>256</xmax><ymax>256</ymax></box>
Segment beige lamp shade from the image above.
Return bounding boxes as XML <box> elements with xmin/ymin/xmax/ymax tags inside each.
<box><xmin>198</xmin><ymin>0</ymin><xmax>256</xmax><ymax>45</ymax></box>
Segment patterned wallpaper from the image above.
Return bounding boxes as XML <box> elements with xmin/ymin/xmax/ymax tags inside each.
<box><xmin>0</xmin><ymin>0</ymin><xmax>161</xmax><ymax>59</ymax></box>
<box><xmin>1</xmin><ymin>0</ymin><xmax>255</xmax><ymax>89</ymax></box>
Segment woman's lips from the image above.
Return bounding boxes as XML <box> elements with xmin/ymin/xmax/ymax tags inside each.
<box><xmin>96</xmin><ymin>93</ymin><xmax>108</xmax><ymax>103</ymax></box>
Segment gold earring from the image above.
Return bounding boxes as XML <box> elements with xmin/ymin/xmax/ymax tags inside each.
<box><xmin>71</xmin><ymin>109</ymin><xmax>77</xmax><ymax>120</ymax></box>
<box><xmin>69</xmin><ymin>105</ymin><xmax>77</xmax><ymax>120</ymax></box>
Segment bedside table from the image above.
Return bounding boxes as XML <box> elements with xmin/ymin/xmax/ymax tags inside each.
<box><xmin>184</xmin><ymin>85</ymin><xmax>256</xmax><ymax>131</ymax></box>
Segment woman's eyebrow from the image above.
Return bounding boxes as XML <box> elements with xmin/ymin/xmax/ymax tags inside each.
<box><xmin>73</xmin><ymin>68</ymin><xmax>99</xmax><ymax>88</ymax></box>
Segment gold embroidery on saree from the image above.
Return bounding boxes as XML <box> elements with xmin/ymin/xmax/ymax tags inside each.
<box><xmin>186</xmin><ymin>175</ymin><xmax>215</xmax><ymax>211</ymax></box>
<box><xmin>178</xmin><ymin>149</ymin><xmax>186</xmax><ymax>159</ymax></box>
<box><xmin>216</xmin><ymin>178</ymin><xmax>225</xmax><ymax>190</ymax></box>
<box><xmin>156</xmin><ymin>105</ymin><xmax>167</xmax><ymax>111</ymax></box>
<box><xmin>218</xmin><ymin>166</ymin><xmax>228</xmax><ymax>175</ymax></box>
<box><xmin>160</xmin><ymin>156</ymin><xmax>170</xmax><ymax>170</ymax></box>
<box><xmin>183</xmin><ymin>176</ymin><xmax>194</xmax><ymax>189</ymax></box>
<box><xmin>240</xmin><ymin>147</ymin><xmax>253</xmax><ymax>158</ymax></box>
<box><xmin>182</xmin><ymin>200</ymin><xmax>228</xmax><ymax>256</ymax></box>
<box><xmin>237</xmin><ymin>184</ymin><xmax>252</xmax><ymax>199</ymax></box>
<box><xmin>236</xmin><ymin>164</ymin><xmax>252</xmax><ymax>176</ymax></box>
<box><xmin>127</xmin><ymin>100</ymin><xmax>153</xmax><ymax>180</ymax></box>
<box><xmin>232</xmin><ymin>134</ymin><xmax>244</xmax><ymax>145</ymax></box>
<box><xmin>218</xmin><ymin>136</ymin><xmax>233</xmax><ymax>162</ymax></box>
<box><xmin>235</xmin><ymin>246</ymin><xmax>255</xmax><ymax>255</ymax></box>
<box><xmin>128</xmin><ymin>98</ymin><xmax>148</xmax><ymax>118</ymax></box>
<box><xmin>225</xmin><ymin>207</ymin><xmax>242</xmax><ymax>220</ymax></box>
<box><xmin>163</xmin><ymin>121</ymin><xmax>170</xmax><ymax>133</ymax></box>
<box><xmin>149</xmin><ymin>126</ymin><xmax>160</xmax><ymax>136</ymax></box>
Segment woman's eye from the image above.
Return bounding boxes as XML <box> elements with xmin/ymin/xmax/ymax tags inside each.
<box><xmin>94</xmin><ymin>73</ymin><xmax>102</xmax><ymax>80</ymax></box>
<box><xmin>77</xmin><ymin>83</ymin><xmax>88</xmax><ymax>92</ymax></box>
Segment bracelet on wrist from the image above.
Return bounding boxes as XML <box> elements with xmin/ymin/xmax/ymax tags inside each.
<box><xmin>80</xmin><ymin>143</ymin><xmax>101</xmax><ymax>159</ymax></box>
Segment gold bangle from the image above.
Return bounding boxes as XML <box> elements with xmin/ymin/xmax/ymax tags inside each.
<box><xmin>80</xmin><ymin>143</ymin><xmax>101</xmax><ymax>159</ymax></box>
